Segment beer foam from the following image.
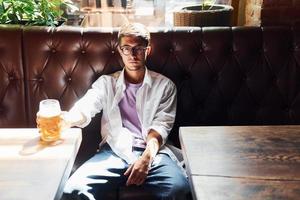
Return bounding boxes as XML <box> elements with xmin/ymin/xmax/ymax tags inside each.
<box><xmin>38</xmin><ymin>99</ymin><xmax>61</xmax><ymax>117</ymax></box>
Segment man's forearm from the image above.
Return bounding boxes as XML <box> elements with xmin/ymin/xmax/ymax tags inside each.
<box><xmin>142</xmin><ymin>129</ymin><xmax>162</xmax><ymax>164</ymax></box>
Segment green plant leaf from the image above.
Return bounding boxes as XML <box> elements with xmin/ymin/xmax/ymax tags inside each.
<box><xmin>202</xmin><ymin>0</ymin><xmax>217</xmax><ymax>10</ymax></box>
<box><xmin>0</xmin><ymin>0</ymin><xmax>78</xmax><ymax>26</ymax></box>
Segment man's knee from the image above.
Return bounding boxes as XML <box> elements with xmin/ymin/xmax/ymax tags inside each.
<box><xmin>61</xmin><ymin>191</ymin><xmax>91</xmax><ymax>200</ymax></box>
<box><xmin>163</xmin><ymin>175</ymin><xmax>191</xmax><ymax>199</ymax></box>
<box><xmin>145</xmin><ymin>179</ymin><xmax>189</xmax><ymax>200</ymax></box>
<box><xmin>169</xmin><ymin>180</ymin><xmax>190</xmax><ymax>199</ymax></box>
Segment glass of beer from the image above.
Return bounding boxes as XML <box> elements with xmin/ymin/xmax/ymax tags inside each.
<box><xmin>36</xmin><ymin>99</ymin><xmax>62</xmax><ymax>142</ymax></box>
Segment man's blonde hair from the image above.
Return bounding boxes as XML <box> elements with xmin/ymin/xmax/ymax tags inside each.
<box><xmin>118</xmin><ymin>23</ymin><xmax>150</xmax><ymax>46</ymax></box>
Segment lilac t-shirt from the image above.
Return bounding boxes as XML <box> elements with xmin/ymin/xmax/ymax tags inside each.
<box><xmin>118</xmin><ymin>81</ymin><xmax>146</xmax><ymax>148</ymax></box>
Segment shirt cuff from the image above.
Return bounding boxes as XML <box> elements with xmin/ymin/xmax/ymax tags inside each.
<box><xmin>67</xmin><ymin>107</ymin><xmax>91</xmax><ymax>128</ymax></box>
<box><xmin>147</xmin><ymin>125</ymin><xmax>169</xmax><ymax>145</ymax></box>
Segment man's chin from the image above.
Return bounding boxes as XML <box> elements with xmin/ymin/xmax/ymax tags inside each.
<box><xmin>126</xmin><ymin>65</ymin><xmax>145</xmax><ymax>71</ymax></box>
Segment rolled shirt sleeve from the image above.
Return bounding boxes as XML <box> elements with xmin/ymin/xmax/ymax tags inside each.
<box><xmin>148</xmin><ymin>80</ymin><xmax>177</xmax><ymax>145</ymax></box>
<box><xmin>69</xmin><ymin>77</ymin><xmax>106</xmax><ymax>128</ymax></box>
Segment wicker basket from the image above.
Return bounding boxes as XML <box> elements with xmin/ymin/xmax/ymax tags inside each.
<box><xmin>173</xmin><ymin>4</ymin><xmax>233</xmax><ymax>27</ymax></box>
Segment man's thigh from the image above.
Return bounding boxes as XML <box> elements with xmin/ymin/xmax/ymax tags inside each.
<box><xmin>63</xmin><ymin>144</ymin><xmax>128</xmax><ymax>200</ymax></box>
<box><xmin>143</xmin><ymin>152</ymin><xmax>190</xmax><ymax>199</ymax></box>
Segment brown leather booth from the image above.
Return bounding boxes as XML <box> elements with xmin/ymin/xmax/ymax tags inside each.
<box><xmin>1</xmin><ymin>25</ymin><xmax>300</xmax><ymax>199</ymax></box>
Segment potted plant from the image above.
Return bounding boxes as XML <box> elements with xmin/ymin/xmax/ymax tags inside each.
<box><xmin>0</xmin><ymin>0</ymin><xmax>78</xmax><ymax>26</ymax></box>
<box><xmin>173</xmin><ymin>0</ymin><xmax>233</xmax><ymax>27</ymax></box>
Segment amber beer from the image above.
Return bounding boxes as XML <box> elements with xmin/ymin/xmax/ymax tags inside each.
<box><xmin>36</xmin><ymin>99</ymin><xmax>62</xmax><ymax>142</ymax></box>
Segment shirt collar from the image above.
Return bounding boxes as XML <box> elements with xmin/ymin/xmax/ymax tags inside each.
<box><xmin>116</xmin><ymin>66</ymin><xmax>152</xmax><ymax>89</ymax></box>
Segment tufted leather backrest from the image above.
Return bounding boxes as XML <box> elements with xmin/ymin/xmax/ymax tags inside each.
<box><xmin>0</xmin><ymin>26</ymin><xmax>26</xmax><ymax>127</ymax></box>
<box><xmin>2</xmin><ymin>25</ymin><xmax>300</xmax><ymax>148</ymax></box>
<box><xmin>21</xmin><ymin>25</ymin><xmax>300</xmax><ymax>146</ymax></box>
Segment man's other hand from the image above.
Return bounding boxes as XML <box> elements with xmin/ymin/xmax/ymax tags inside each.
<box><xmin>124</xmin><ymin>155</ymin><xmax>151</xmax><ymax>186</ymax></box>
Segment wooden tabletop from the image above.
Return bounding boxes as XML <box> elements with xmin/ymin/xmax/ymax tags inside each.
<box><xmin>0</xmin><ymin>128</ymin><xmax>82</xmax><ymax>200</ymax></box>
<box><xmin>179</xmin><ymin>125</ymin><xmax>300</xmax><ymax>200</ymax></box>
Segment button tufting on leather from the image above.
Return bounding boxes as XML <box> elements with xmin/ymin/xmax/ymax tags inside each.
<box><xmin>9</xmin><ymin>76</ymin><xmax>14</xmax><ymax>81</ymax></box>
<box><xmin>67</xmin><ymin>77</ymin><xmax>72</xmax><ymax>82</ymax></box>
<box><xmin>38</xmin><ymin>77</ymin><xmax>44</xmax><ymax>82</ymax></box>
<box><xmin>81</xmin><ymin>50</ymin><xmax>86</xmax><ymax>54</ymax></box>
<box><xmin>272</xmin><ymin>77</ymin><xmax>278</xmax><ymax>84</ymax></box>
<box><xmin>285</xmin><ymin>107</ymin><xmax>290</xmax><ymax>112</ymax></box>
<box><xmin>51</xmin><ymin>49</ymin><xmax>56</xmax><ymax>53</ymax></box>
<box><xmin>111</xmin><ymin>50</ymin><xmax>115</xmax><ymax>54</ymax></box>
<box><xmin>169</xmin><ymin>48</ymin><xmax>174</xmax><ymax>53</ymax></box>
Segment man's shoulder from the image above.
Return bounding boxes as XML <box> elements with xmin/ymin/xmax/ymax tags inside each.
<box><xmin>109</xmin><ymin>71</ymin><xmax>122</xmax><ymax>79</ymax></box>
<box><xmin>91</xmin><ymin>71</ymin><xmax>121</xmax><ymax>88</ymax></box>
<box><xmin>148</xmin><ymin>69</ymin><xmax>167</xmax><ymax>81</ymax></box>
<box><xmin>147</xmin><ymin>69</ymin><xmax>175</xmax><ymax>86</ymax></box>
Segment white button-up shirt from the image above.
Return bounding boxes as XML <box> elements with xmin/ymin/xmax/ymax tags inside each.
<box><xmin>70</xmin><ymin>67</ymin><xmax>177</xmax><ymax>164</ymax></box>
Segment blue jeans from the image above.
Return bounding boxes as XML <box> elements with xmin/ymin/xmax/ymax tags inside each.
<box><xmin>62</xmin><ymin>144</ymin><xmax>190</xmax><ymax>200</ymax></box>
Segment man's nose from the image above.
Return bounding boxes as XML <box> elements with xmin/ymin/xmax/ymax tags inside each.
<box><xmin>129</xmin><ymin>49</ymin><xmax>138</xmax><ymax>56</ymax></box>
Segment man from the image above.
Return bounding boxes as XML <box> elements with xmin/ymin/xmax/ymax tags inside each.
<box><xmin>62</xmin><ymin>23</ymin><xmax>190</xmax><ymax>200</ymax></box>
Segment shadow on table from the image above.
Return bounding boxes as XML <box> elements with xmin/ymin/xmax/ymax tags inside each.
<box><xmin>19</xmin><ymin>136</ymin><xmax>64</xmax><ymax>156</ymax></box>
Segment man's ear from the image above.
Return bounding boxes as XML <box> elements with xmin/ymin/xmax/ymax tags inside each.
<box><xmin>146</xmin><ymin>46</ymin><xmax>152</xmax><ymax>56</ymax></box>
<box><xmin>117</xmin><ymin>45</ymin><xmax>122</xmax><ymax>54</ymax></box>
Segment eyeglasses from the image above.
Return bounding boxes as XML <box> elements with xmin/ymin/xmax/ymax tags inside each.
<box><xmin>120</xmin><ymin>45</ymin><xmax>147</xmax><ymax>56</ymax></box>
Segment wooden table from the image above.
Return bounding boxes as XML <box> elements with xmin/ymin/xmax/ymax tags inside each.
<box><xmin>0</xmin><ymin>128</ymin><xmax>82</xmax><ymax>200</ymax></box>
<box><xmin>179</xmin><ymin>126</ymin><xmax>300</xmax><ymax>200</ymax></box>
